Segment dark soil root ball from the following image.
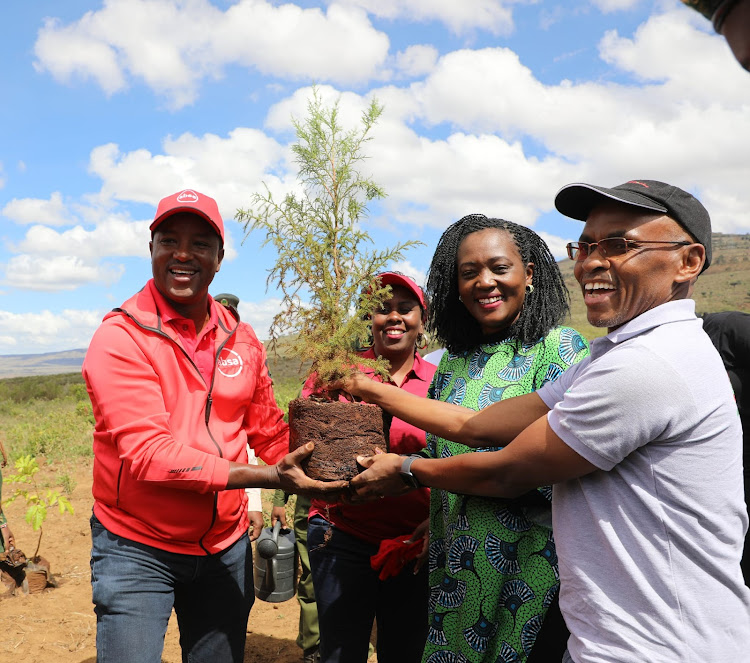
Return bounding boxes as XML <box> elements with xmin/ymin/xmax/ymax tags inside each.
<box><xmin>288</xmin><ymin>398</ymin><xmax>390</xmax><ymax>481</ymax></box>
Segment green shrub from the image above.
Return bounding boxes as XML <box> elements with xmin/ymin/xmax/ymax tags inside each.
<box><xmin>0</xmin><ymin>373</ymin><xmax>85</xmax><ymax>404</ymax></box>
<box><xmin>56</xmin><ymin>471</ymin><xmax>77</xmax><ymax>496</ymax></box>
<box><xmin>2</xmin><ymin>401</ymin><xmax>93</xmax><ymax>460</ymax></box>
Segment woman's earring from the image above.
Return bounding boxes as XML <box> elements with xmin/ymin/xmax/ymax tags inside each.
<box><xmin>458</xmin><ymin>295</ymin><xmax>463</xmax><ymax>302</ymax></box>
<box><xmin>525</xmin><ymin>284</ymin><xmax>534</xmax><ymax>294</ymax></box>
<box><xmin>417</xmin><ymin>332</ymin><xmax>429</xmax><ymax>350</ymax></box>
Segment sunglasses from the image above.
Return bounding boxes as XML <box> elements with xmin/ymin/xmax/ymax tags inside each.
<box><xmin>566</xmin><ymin>238</ymin><xmax>692</xmax><ymax>262</ymax></box>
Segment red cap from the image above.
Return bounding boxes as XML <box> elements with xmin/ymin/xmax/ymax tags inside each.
<box><xmin>150</xmin><ymin>189</ymin><xmax>224</xmax><ymax>242</ymax></box>
<box><xmin>377</xmin><ymin>272</ymin><xmax>427</xmax><ymax>314</ymax></box>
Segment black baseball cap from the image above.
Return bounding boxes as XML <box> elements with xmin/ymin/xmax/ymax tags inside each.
<box><xmin>554</xmin><ymin>179</ymin><xmax>712</xmax><ymax>271</ymax></box>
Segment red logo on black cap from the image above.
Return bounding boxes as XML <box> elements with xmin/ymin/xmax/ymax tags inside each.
<box><xmin>627</xmin><ymin>181</ymin><xmax>649</xmax><ymax>188</ymax></box>
<box><xmin>176</xmin><ymin>190</ymin><xmax>199</xmax><ymax>203</ymax></box>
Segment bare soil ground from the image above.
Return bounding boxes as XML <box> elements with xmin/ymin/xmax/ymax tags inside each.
<box><xmin>0</xmin><ymin>460</ymin><xmax>308</xmax><ymax>663</ymax></box>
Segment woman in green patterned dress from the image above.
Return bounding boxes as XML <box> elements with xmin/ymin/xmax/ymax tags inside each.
<box><xmin>378</xmin><ymin>215</ymin><xmax>589</xmax><ymax>662</ymax></box>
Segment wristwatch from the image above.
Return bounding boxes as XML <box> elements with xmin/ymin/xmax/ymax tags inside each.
<box><xmin>399</xmin><ymin>454</ymin><xmax>423</xmax><ymax>488</ymax></box>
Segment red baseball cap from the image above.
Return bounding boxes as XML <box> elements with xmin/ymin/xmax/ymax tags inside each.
<box><xmin>150</xmin><ymin>189</ymin><xmax>224</xmax><ymax>243</ymax></box>
<box><xmin>377</xmin><ymin>272</ymin><xmax>427</xmax><ymax>315</ymax></box>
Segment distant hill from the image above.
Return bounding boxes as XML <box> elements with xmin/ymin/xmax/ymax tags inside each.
<box><xmin>0</xmin><ymin>349</ymin><xmax>88</xmax><ymax>379</ymax></box>
<box><xmin>2</xmin><ymin>233</ymin><xmax>749</xmax><ymax>379</ymax></box>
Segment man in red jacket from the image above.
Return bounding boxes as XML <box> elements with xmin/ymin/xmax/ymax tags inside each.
<box><xmin>83</xmin><ymin>189</ymin><xmax>345</xmax><ymax>663</ymax></box>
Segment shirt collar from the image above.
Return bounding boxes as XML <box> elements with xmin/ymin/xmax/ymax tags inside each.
<box><xmin>359</xmin><ymin>346</ymin><xmax>431</xmax><ymax>382</ymax></box>
<box><xmin>591</xmin><ymin>299</ymin><xmax>697</xmax><ymax>354</ymax></box>
<box><xmin>411</xmin><ymin>351</ymin><xmax>434</xmax><ymax>382</ymax></box>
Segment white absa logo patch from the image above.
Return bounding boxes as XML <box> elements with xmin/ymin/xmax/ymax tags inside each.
<box><xmin>217</xmin><ymin>348</ymin><xmax>243</xmax><ymax>378</ymax></box>
<box><xmin>176</xmin><ymin>189</ymin><xmax>199</xmax><ymax>203</ymax></box>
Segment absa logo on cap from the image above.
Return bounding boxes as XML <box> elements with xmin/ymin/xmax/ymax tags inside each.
<box><xmin>217</xmin><ymin>348</ymin><xmax>243</xmax><ymax>378</ymax></box>
<box><xmin>176</xmin><ymin>190</ymin><xmax>199</xmax><ymax>203</ymax></box>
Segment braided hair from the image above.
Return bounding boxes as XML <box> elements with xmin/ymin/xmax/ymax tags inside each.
<box><xmin>426</xmin><ymin>214</ymin><xmax>570</xmax><ymax>354</ymax></box>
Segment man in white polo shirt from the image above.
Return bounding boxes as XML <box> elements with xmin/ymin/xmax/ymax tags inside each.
<box><xmin>344</xmin><ymin>180</ymin><xmax>750</xmax><ymax>662</ymax></box>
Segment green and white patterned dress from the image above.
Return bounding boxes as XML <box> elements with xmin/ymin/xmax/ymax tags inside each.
<box><xmin>422</xmin><ymin>326</ymin><xmax>589</xmax><ymax>663</ymax></box>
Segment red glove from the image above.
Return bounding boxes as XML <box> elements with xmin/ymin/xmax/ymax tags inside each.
<box><xmin>370</xmin><ymin>535</ymin><xmax>423</xmax><ymax>580</ymax></box>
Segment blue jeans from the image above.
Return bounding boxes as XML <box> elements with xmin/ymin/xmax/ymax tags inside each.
<box><xmin>308</xmin><ymin>515</ymin><xmax>428</xmax><ymax>663</ymax></box>
<box><xmin>90</xmin><ymin>514</ymin><xmax>254</xmax><ymax>663</ymax></box>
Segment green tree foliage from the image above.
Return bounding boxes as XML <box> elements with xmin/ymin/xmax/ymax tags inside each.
<box><xmin>5</xmin><ymin>455</ymin><xmax>74</xmax><ymax>559</ymax></box>
<box><xmin>237</xmin><ymin>89</ymin><xmax>421</xmax><ymax>384</ymax></box>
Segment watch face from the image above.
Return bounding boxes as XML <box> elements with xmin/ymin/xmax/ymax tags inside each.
<box><xmin>400</xmin><ymin>471</ymin><xmax>418</xmax><ymax>488</ymax></box>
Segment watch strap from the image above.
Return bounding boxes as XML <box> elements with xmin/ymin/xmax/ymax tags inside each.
<box><xmin>399</xmin><ymin>454</ymin><xmax>423</xmax><ymax>488</ymax></box>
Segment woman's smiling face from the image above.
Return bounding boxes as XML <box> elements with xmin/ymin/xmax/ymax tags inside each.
<box><xmin>456</xmin><ymin>228</ymin><xmax>533</xmax><ymax>337</ymax></box>
<box><xmin>371</xmin><ymin>285</ymin><xmax>423</xmax><ymax>360</ymax></box>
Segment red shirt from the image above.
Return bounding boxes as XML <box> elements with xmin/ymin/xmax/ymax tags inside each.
<box><xmin>308</xmin><ymin>349</ymin><xmax>436</xmax><ymax>544</ymax></box>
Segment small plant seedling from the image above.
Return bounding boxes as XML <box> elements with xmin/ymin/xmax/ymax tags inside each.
<box><xmin>5</xmin><ymin>455</ymin><xmax>74</xmax><ymax>560</ymax></box>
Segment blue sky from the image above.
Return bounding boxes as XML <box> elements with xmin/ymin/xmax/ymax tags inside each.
<box><xmin>1</xmin><ymin>0</ymin><xmax>747</xmax><ymax>355</ymax></box>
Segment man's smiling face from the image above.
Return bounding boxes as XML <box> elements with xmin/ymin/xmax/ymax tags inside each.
<box><xmin>149</xmin><ymin>212</ymin><xmax>224</xmax><ymax>318</ymax></box>
<box><xmin>574</xmin><ymin>202</ymin><xmax>697</xmax><ymax>332</ymax></box>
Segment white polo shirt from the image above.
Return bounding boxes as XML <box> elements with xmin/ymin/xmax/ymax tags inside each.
<box><xmin>537</xmin><ymin>299</ymin><xmax>750</xmax><ymax>663</ymax></box>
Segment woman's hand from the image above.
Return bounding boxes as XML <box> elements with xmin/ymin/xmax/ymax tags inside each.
<box><xmin>348</xmin><ymin>452</ymin><xmax>411</xmax><ymax>501</ymax></box>
<box><xmin>322</xmin><ymin>371</ymin><xmax>378</xmax><ymax>402</ymax></box>
<box><xmin>407</xmin><ymin>518</ymin><xmax>430</xmax><ymax>573</ymax></box>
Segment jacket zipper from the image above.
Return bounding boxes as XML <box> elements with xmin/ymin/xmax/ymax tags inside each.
<box><xmin>198</xmin><ymin>325</ymin><xmax>237</xmax><ymax>554</ymax></box>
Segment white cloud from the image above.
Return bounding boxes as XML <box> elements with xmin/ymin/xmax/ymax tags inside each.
<box><xmin>33</xmin><ymin>0</ymin><xmax>390</xmax><ymax>109</ymax></box>
<box><xmin>597</xmin><ymin>10</ymin><xmax>747</xmax><ymax>106</ymax></box>
<box><xmin>87</xmin><ymin>129</ymin><xmax>292</xmax><ymax>222</ymax></box>
<box><xmin>238</xmin><ymin>297</ymin><xmax>283</xmax><ymax>340</ymax></box>
<box><xmin>369</xmin><ymin>127</ymin><xmax>572</xmax><ymax>229</ymax></box>
<box><xmin>354</xmin><ymin>11</ymin><xmax>750</xmax><ymax>231</ymax></box>
<box><xmin>0</xmin><ymin>308</ymin><xmax>103</xmax><ymax>353</ymax></box>
<box><xmin>12</xmin><ymin>218</ymin><xmax>150</xmax><ymax>258</ymax></box>
<box><xmin>590</xmin><ymin>0</ymin><xmax>643</xmax><ymax>12</ymax></box>
<box><xmin>393</xmin><ymin>45</ymin><xmax>439</xmax><ymax>79</ymax></box>
<box><xmin>263</xmin><ymin>85</ymin><xmax>371</xmax><ymax>133</ymax></box>
<box><xmin>389</xmin><ymin>260</ymin><xmax>427</xmax><ymax>288</ymax></box>
<box><xmin>2</xmin><ymin>192</ymin><xmax>76</xmax><ymax>226</ymax></box>
<box><xmin>3</xmin><ymin>255</ymin><xmax>125</xmax><ymax>292</ymax></box>
<box><xmin>332</xmin><ymin>0</ymin><xmax>519</xmax><ymax>35</ymax></box>
<box><xmin>536</xmin><ymin>231</ymin><xmax>573</xmax><ymax>261</ymax></box>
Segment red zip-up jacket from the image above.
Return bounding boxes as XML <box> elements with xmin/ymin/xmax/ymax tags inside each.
<box><xmin>83</xmin><ymin>280</ymin><xmax>288</xmax><ymax>555</ymax></box>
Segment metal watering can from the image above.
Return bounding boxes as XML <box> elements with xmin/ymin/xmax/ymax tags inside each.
<box><xmin>253</xmin><ymin>520</ymin><xmax>297</xmax><ymax>602</ymax></box>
